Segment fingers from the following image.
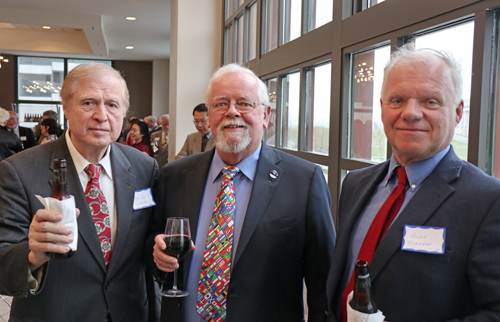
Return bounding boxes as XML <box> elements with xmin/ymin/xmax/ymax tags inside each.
<box><xmin>28</xmin><ymin>209</ymin><xmax>75</xmax><ymax>268</ymax></box>
<box><xmin>153</xmin><ymin>234</ymin><xmax>179</xmax><ymax>272</ymax></box>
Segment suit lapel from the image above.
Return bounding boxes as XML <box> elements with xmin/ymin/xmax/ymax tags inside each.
<box><xmin>106</xmin><ymin>145</ymin><xmax>135</xmax><ymax>276</ymax></box>
<box><xmin>233</xmin><ymin>144</ymin><xmax>282</xmax><ymax>267</ymax></box>
<box><xmin>369</xmin><ymin>150</ymin><xmax>462</xmax><ymax>282</ymax></box>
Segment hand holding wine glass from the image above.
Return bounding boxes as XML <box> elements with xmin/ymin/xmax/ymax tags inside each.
<box><xmin>160</xmin><ymin>217</ymin><xmax>192</xmax><ymax>297</ymax></box>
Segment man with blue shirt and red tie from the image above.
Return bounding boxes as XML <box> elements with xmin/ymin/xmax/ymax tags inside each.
<box><xmin>151</xmin><ymin>63</ymin><xmax>335</xmax><ymax>322</ymax></box>
<box><xmin>327</xmin><ymin>47</ymin><xmax>500</xmax><ymax>321</ymax></box>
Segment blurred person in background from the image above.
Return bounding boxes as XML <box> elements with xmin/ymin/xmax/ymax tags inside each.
<box><xmin>6</xmin><ymin>111</ymin><xmax>36</xmax><ymax>149</ymax></box>
<box><xmin>39</xmin><ymin>118</ymin><xmax>60</xmax><ymax>145</ymax></box>
<box><xmin>0</xmin><ymin>107</ymin><xmax>23</xmax><ymax>161</ymax></box>
<box><xmin>129</xmin><ymin>120</ymin><xmax>153</xmax><ymax>156</ymax></box>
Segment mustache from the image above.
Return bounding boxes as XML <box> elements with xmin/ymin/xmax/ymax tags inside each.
<box><xmin>217</xmin><ymin>119</ymin><xmax>250</xmax><ymax>130</ymax></box>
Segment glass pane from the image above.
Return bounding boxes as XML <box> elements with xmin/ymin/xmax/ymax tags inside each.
<box><xmin>17</xmin><ymin>103</ymin><xmax>63</xmax><ymax>129</ymax></box>
<box><xmin>489</xmin><ymin>14</ymin><xmax>500</xmax><ymax>178</ymax></box>
<box><xmin>370</xmin><ymin>0</ymin><xmax>385</xmax><ymax>7</ymax></box>
<box><xmin>68</xmin><ymin>59</ymin><xmax>111</xmax><ymax>73</ymax></box>
<box><xmin>238</xmin><ymin>0</ymin><xmax>245</xmax><ymax>6</ymax></box>
<box><xmin>306</xmin><ymin>0</ymin><xmax>333</xmax><ymax>32</ymax></box>
<box><xmin>237</xmin><ymin>16</ymin><xmax>245</xmax><ymax>63</ymax></box>
<box><xmin>265</xmin><ymin>78</ymin><xmax>278</xmax><ymax>146</ymax></box>
<box><xmin>225</xmin><ymin>0</ymin><xmax>233</xmax><ymax>19</ymax></box>
<box><xmin>348</xmin><ymin>45</ymin><xmax>390</xmax><ymax>162</ymax></box>
<box><xmin>305</xmin><ymin>62</ymin><xmax>331</xmax><ymax>154</ymax></box>
<box><xmin>248</xmin><ymin>3</ymin><xmax>258</xmax><ymax>61</ymax></box>
<box><xmin>224</xmin><ymin>24</ymin><xmax>234</xmax><ymax>64</ymax></box>
<box><xmin>282</xmin><ymin>0</ymin><xmax>302</xmax><ymax>44</ymax></box>
<box><xmin>316</xmin><ymin>164</ymin><xmax>329</xmax><ymax>183</ymax></box>
<box><xmin>262</xmin><ymin>0</ymin><xmax>279</xmax><ymax>53</ymax></box>
<box><xmin>18</xmin><ymin>57</ymin><xmax>64</xmax><ymax>102</ymax></box>
<box><xmin>414</xmin><ymin>21</ymin><xmax>474</xmax><ymax>161</ymax></box>
<box><xmin>281</xmin><ymin>72</ymin><xmax>300</xmax><ymax>150</ymax></box>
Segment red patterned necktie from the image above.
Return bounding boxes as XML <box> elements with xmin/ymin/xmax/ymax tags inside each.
<box><xmin>341</xmin><ymin>167</ymin><xmax>407</xmax><ymax>321</ymax></box>
<box><xmin>197</xmin><ymin>166</ymin><xmax>240</xmax><ymax>322</ymax></box>
<box><xmin>85</xmin><ymin>163</ymin><xmax>112</xmax><ymax>267</ymax></box>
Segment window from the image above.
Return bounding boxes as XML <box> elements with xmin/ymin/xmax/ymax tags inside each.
<box><xmin>67</xmin><ymin>59</ymin><xmax>111</xmax><ymax>73</ymax></box>
<box><xmin>281</xmin><ymin>0</ymin><xmax>302</xmax><ymax>45</ymax></box>
<box><xmin>280</xmin><ymin>71</ymin><xmax>300</xmax><ymax>149</ymax></box>
<box><xmin>265</xmin><ymin>78</ymin><xmax>278</xmax><ymax>146</ymax></box>
<box><xmin>305</xmin><ymin>62</ymin><xmax>331</xmax><ymax>154</ymax></box>
<box><xmin>236</xmin><ymin>15</ymin><xmax>245</xmax><ymax>63</ymax></box>
<box><xmin>305</xmin><ymin>0</ymin><xmax>333</xmax><ymax>33</ymax></box>
<box><xmin>262</xmin><ymin>0</ymin><xmax>279</xmax><ymax>54</ymax></box>
<box><xmin>224</xmin><ymin>24</ymin><xmax>235</xmax><ymax>64</ymax></box>
<box><xmin>345</xmin><ymin>45</ymin><xmax>390</xmax><ymax>162</ymax></box>
<box><xmin>489</xmin><ymin>12</ymin><xmax>500</xmax><ymax>178</ymax></box>
<box><xmin>247</xmin><ymin>2</ymin><xmax>258</xmax><ymax>61</ymax></box>
<box><xmin>410</xmin><ymin>21</ymin><xmax>474</xmax><ymax>161</ymax></box>
<box><xmin>18</xmin><ymin>57</ymin><xmax>64</xmax><ymax>102</ymax></box>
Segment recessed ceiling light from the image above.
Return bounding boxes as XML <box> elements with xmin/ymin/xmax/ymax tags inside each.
<box><xmin>126</xmin><ymin>17</ymin><xmax>136</xmax><ymax>21</ymax></box>
<box><xmin>0</xmin><ymin>56</ymin><xmax>3</xmax><ymax>60</ymax></box>
<box><xmin>126</xmin><ymin>46</ymin><xmax>134</xmax><ymax>50</ymax></box>
<box><xmin>3</xmin><ymin>59</ymin><xmax>8</xmax><ymax>62</ymax></box>
<box><xmin>42</xmin><ymin>26</ymin><xmax>51</xmax><ymax>29</ymax></box>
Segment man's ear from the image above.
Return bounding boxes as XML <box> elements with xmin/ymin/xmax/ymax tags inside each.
<box><xmin>263</xmin><ymin>104</ymin><xmax>271</xmax><ymax>129</ymax></box>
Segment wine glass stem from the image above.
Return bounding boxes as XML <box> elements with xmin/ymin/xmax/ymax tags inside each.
<box><xmin>172</xmin><ymin>268</ymin><xmax>179</xmax><ymax>291</ymax></box>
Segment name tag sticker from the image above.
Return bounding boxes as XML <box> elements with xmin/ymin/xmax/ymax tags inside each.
<box><xmin>133</xmin><ymin>188</ymin><xmax>156</xmax><ymax>210</ymax></box>
<box><xmin>20</xmin><ymin>136</ymin><xmax>27</xmax><ymax>141</ymax></box>
<box><xmin>402</xmin><ymin>225</ymin><xmax>445</xmax><ymax>254</ymax></box>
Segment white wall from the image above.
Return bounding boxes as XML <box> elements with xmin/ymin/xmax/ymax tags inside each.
<box><xmin>152</xmin><ymin>58</ymin><xmax>170</xmax><ymax>117</ymax></box>
<box><xmin>168</xmin><ymin>0</ymin><xmax>222</xmax><ymax>161</ymax></box>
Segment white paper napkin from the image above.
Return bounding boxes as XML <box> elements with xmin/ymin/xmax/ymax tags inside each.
<box><xmin>347</xmin><ymin>291</ymin><xmax>385</xmax><ymax>322</ymax></box>
<box><xmin>35</xmin><ymin>195</ymin><xmax>78</xmax><ymax>251</ymax></box>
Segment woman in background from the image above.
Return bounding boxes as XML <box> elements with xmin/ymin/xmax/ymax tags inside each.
<box><xmin>40</xmin><ymin>118</ymin><xmax>59</xmax><ymax>145</ymax></box>
<box><xmin>128</xmin><ymin>120</ymin><xmax>152</xmax><ymax>156</ymax></box>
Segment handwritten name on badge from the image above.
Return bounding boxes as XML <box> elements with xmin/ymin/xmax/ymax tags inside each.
<box><xmin>401</xmin><ymin>225</ymin><xmax>445</xmax><ymax>254</ymax></box>
<box><xmin>133</xmin><ymin>188</ymin><xmax>156</xmax><ymax>210</ymax></box>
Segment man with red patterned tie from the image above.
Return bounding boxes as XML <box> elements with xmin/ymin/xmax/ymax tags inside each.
<box><xmin>151</xmin><ymin>63</ymin><xmax>335</xmax><ymax>322</ymax></box>
<box><xmin>0</xmin><ymin>63</ymin><xmax>159</xmax><ymax>322</ymax></box>
<box><xmin>326</xmin><ymin>47</ymin><xmax>500</xmax><ymax>321</ymax></box>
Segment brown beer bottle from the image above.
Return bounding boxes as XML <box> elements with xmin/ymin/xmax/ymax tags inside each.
<box><xmin>47</xmin><ymin>158</ymin><xmax>75</xmax><ymax>259</ymax></box>
<box><xmin>349</xmin><ymin>260</ymin><xmax>378</xmax><ymax>313</ymax></box>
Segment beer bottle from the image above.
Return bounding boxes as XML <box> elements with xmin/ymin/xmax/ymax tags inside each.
<box><xmin>47</xmin><ymin>158</ymin><xmax>75</xmax><ymax>259</ymax></box>
<box><xmin>349</xmin><ymin>260</ymin><xmax>378</xmax><ymax>313</ymax></box>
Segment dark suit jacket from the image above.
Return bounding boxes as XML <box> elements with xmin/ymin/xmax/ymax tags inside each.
<box><xmin>327</xmin><ymin>147</ymin><xmax>500</xmax><ymax>321</ymax></box>
<box><xmin>18</xmin><ymin>126</ymin><xmax>36</xmax><ymax>149</ymax></box>
<box><xmin>0</xmin><ymin>126</ymin><xmax>23</xmax><ymax>161</ymax></box>
<box><xmin>0</xmin><ymin>135</ymin><xmax>159</xmax><ymax>322</ymax></box>
<box><xmin>150</xmin><ymin>143</ymin><xmax>335</xmax><ymax>322</ymax></box>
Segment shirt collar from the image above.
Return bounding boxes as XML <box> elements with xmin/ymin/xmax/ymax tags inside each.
<box><xmin>209</xmin><ymin>142</ymin><xmax>262</xmax><ymax>184</ymax></box>
<box><xmin>386</xmin><ymin>145</ymin><xmax>450</xmax><ymax>191</ymax></box>
<box><xmin>65</xmin><ymin>129</ymin><xmax>113</xmax><ymax>180</ymax></box>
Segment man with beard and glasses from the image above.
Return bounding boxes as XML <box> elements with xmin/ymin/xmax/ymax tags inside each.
<box><xmin>150</xmin><ymin>63</ymin><xmax>335</xmax><ymax>322</ymax></box>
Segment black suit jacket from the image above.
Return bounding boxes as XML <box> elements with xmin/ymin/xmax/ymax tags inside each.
<box><xmin>327</xmin><ymin>147</ymin><xmax>500</xmax><ymax>321</ymax></box>
<box><xmin>0</xmin><ymin>135</ymin><xmax>159</xmax><ymax>322</ymax></box>
<box><xmin>0</xmin><ymin>126</ymin><xmax>22</xmax><ymax>161</ymax></box>
<box><xmin>150</xmin><ymin>143</ymin><xmax>336</xmax><ymax>322</ymax></box>
<box><xmin>18</xmin><ymin>126</ymin><xmax>36</xmax><ymax>149</ymax></box>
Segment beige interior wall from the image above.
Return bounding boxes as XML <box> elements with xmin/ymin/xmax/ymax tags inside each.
<box><xmin>152</xmin><ymin>59</ymin><xmax>170</xmax><ymax>117</ymax></box>
<box><xmin>168</xmin><ymin>0</ymin><xmax>222</xmax><ymax>161</ymax></box>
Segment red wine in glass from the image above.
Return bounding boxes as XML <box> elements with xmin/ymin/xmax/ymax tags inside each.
<box><xmin>161</xmin><ymin>217</ymin><xmax>191</xmax><ymax>297</ymax></box>
<box><xmin>163</xmin><ymin>234</ymin><xmax>191</xmax><ymax>259</ymax></box>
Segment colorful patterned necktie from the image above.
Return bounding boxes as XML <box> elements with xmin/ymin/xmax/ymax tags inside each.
<box><xmin>197</xmin><ymin>166</ymin><xmax>240</xmax><ymax>322</ymax></box>
<box><xmin>341</xmin><ymin>166</ymin><xmax>408</xmax><ymax>321</ymax></box>
<box><xmin>84</xmin><ymin>163</ymin><xmax>112</xmax><ymax>267</ymax></box>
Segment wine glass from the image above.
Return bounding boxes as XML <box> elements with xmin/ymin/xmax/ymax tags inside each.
<box><xmin>161</xmin><ymin>217</ymin><xmax>192</xmax><ymax>297</ymax></box>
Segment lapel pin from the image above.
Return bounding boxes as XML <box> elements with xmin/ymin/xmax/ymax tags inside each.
<box><xmin>269</xmin><ymin>170</ymin><xmax>278</xmax><ymax>179</ymax></box>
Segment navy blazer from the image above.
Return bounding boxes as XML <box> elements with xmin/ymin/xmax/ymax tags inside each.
<box><xmin>150</xmin><ymin>143</ymin><xmax>336</xmax><ymax>322</ymax></box>
<box><xmin>0</xmin><ymin>135</ymin><xmax>159</xmax><ymax>322</ymax></box>
<box><xmin>327</xmin><ymin>147</ymin><xmax>500</xmax><ymax>321</ymax></box>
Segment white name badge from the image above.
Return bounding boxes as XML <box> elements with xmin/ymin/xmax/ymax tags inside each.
<box><xmin>20</xmin><ymin>136</ymin><xmax>27</xmax><ymax>141</ymax></box>
<box><xmin>401</xmin><ymin>225</ymin><xmax>445</xmax><ymax>254</ymax></box>
<box><xmin>133</xmin><ymin>188</ymin><xmax>156</xmax><ymax>210</ymax></box>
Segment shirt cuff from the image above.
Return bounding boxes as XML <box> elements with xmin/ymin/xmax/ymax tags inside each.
<box><xmin>28</xmin><ymin>267</ymin><xmax>43</xmax><ymax>294</ymax></box>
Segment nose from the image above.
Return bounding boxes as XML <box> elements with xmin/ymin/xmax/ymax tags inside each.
<box><xmin>224</xmin><ymin>102</ymin><xmax>241</xmax><ymax>117</ymax></box>
<box><xmin>400</xmin><ymin>98</ymin><xmax>423</xmax><ymax>122</ymax></box>
<box><xmin>93</xmin><ymin>103</ymin><xmax>108</xmax><ymax>122</ymax></box>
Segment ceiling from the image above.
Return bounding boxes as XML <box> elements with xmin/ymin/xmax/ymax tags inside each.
<box><xmin>0</xmin><ymin>0</ymin><xmax>170</xmax><ymax>61</ymax></box>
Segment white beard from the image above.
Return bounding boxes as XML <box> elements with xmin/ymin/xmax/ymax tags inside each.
<box><xmin>215</xmin><ymin>119</ymin><xmax>252</xmax><ymax>154</ymax></box>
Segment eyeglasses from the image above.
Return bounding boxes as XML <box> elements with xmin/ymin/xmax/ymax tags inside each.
<box><xmin>209</xmin><ymin>101</ymin><xmax>261</xmax><ymax>114</ymax></box>
<box><xmin>192</xmin><ymin>119</ymin><xmax>208</xmax><ymax>125</ymax></box>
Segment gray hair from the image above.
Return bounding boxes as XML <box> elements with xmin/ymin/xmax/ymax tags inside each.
<box><xmin>382</xmin><ymin>46</ymin><xmax>463</xmax><ymax>105</ymax></box>
<box><xmin>0</xmin><ymin>108</ymin><xmax>10</xmax><ymax>123</ymax></box>
<box><xmin>60</xmin><ymin>63</ymin><xmax>130</xmax><ymax>111</ymax></box>
<box><xmin>205</xmin><ymin>63</ymin><xmax>270</xmax><ymax>106</ymax></box>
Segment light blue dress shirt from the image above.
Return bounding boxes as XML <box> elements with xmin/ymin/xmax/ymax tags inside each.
<box><xmin>184</xmin><ymin>144</ymin><xmax>261</xmax><ymax>322</ymax></box>
<box><xmin>342</xmin><ymin>145</ymin><xmax>450</xmax><ymax>290</ymax></box>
